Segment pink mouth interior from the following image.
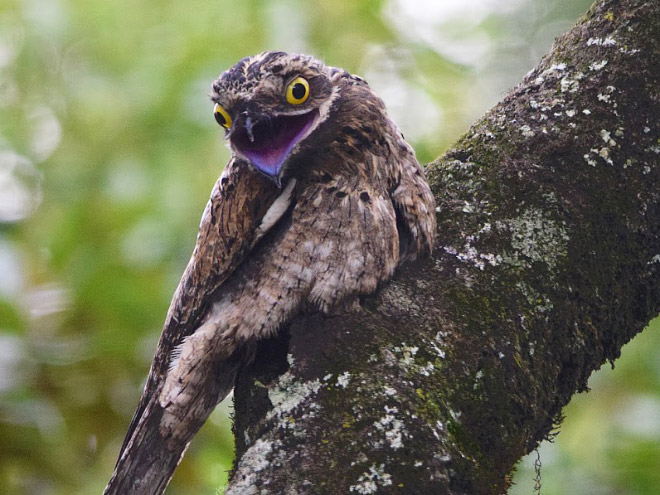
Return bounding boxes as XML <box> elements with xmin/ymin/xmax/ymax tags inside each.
<box><xmin>232</xmin><ymin>109</ymin><xmax>319</xmax><ymax>177</ymax></box>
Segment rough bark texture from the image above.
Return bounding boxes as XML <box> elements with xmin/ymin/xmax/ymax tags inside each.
<box><xmin>227</xmin><ymin>1</ymin><xmax>660</xmax><ymax>493</ymax></box>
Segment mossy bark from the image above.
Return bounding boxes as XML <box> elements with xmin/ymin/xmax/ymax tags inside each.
<box><xmin>227</xmin><ymin>0</ymin><xmax>660</xmax><ymax>493</ymax></box>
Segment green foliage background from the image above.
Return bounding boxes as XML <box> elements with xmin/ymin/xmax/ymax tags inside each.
<box><xmin>0</xmin><ymin>0</ymin><xmax>658</xmax><ymax>493</ymax></box>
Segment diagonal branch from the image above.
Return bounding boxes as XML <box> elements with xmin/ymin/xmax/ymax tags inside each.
<box><xmin>228</xmin><ymin>0</ymin><xmax>660</xmax><ymax>493</ymax></box>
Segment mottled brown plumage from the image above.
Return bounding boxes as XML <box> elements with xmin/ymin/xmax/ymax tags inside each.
<box><xmin>104</xmin><ymin>52</ymin><xmax>435</xmax><ymax>495</ymax></box>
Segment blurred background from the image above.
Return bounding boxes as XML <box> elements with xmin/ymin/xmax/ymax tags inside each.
<box><xmin>1</xmin><ymin>0</ymin><xmax>659</xmax><ymax>493</ymax></box>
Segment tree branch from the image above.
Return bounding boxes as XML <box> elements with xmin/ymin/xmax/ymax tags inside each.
<box><xmin>227</xmin><ymin>0</ymin><xmax>660</xmax><ymax>493</ymax></box>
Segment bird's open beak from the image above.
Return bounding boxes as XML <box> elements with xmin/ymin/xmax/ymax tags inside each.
<box><xmin>231</xmin><ymin>108</ymin><xmax>320</xmax><ymax>187</ymax></box>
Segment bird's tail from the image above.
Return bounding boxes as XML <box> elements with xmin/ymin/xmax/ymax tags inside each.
<box><xmin>103</xmin><ymin>351</ymin><xmax>241</xmax><ymax>495</ymax></box>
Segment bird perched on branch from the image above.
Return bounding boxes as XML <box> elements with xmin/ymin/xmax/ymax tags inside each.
<box><xmin>104</xmin><ymin>51</ymin><xmax>436</xmax><ymax>495</ymax></box>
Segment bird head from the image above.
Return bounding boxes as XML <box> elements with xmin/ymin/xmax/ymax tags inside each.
<box><xmin>211</xmin><ymin>52</ymin><xmax>340</xmax><ymax>187</ymax></box>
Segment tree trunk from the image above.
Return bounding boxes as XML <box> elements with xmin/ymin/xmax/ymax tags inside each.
<box><xmin>227</xmin><ymin>0</ymin><xmax>660</xmax><ymax>493</ymax></box>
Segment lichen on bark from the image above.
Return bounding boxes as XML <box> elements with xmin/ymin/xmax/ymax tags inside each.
<box><xmin>228</xmin><ymin>0</ymin><xmax>660</xmax><ymax>493</ymax></box>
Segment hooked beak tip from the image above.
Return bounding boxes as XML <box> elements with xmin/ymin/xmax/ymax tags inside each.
<box><xmin>245</xmin><ymin>116</ymin><xmax>255</xmax><ymax>143</ymax></box>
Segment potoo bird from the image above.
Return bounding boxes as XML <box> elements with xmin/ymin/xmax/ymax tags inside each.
<box><xmin>104</xmin><ymin>52</ymin><xmax>436</xmax><ymax>495</ymax></box>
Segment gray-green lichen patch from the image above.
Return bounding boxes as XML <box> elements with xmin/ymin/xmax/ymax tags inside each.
<box><xmin>348</xmin><ymin>464</ymin><xmax>393</xmax><ymax>494</ymax></box>
<box><xmin>587</xmin><ymin>36</ymin><xmax>617</xmax><ymax>46</ymax></box>
<box><xmin>441</xmin><ymin>222</ymin><xmax>502</xmax><ymax>272</ymax></box>
<box><xmin>516</xmin><ymin>281</ymin><xmax>554</xmax><ymax>313</ymax></box>
<box><xmin>373</xmin><ymin>405</ymin><xmax>406</xmax><ymax>450</ymax></box>
<box><xmin>226</xmin><ymin>439</ymin><xmax>279</xmax><ymax>495</ymax></box>
<box><xmin>392</xmin><ymin>343</ymin><xmax>418</xmax><ymax>367</ymax></box>
<box><xmin>387</xmin><ymin>341</ymin><xmax>444</xmax><ymax>379</ymax></box>
<box><xmin>266</xmin><ymin>360</ymin><xmax>322</xmax><ymax>427</ymax></box>
<box><xmin>496</xmin><ymin>207</ymin><xmax>570</xmax><ymax>272</ymax></box>
<box><xmin>442</xmin><ymin>242</ymin><xmax>502</xmax><ymax>272</ymax></box>
<box><xmin>336</xmin><ymin>371</ymin><xmax>351</xmax><ymax>388</ymax></box>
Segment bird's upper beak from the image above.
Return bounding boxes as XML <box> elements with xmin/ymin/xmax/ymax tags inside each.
<box><xmin>230</xmin><ymin>107</ymin><xmax>320</xmax><ymax>187</ymax></box>
<box><xmin>244</xmin><ymin>116</ymin><xmax>256</xmax><ymax>143</ymax></box>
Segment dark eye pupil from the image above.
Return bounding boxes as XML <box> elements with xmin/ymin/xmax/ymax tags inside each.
<box><xmin>214</xmin><ymin>111</ymin><xmax>226</xmax><ymax>126</ymax></box>
<box><xmin>292</xmin><ymin>83</ymin><xmax>307</xmax><ymax>100</ymax></box>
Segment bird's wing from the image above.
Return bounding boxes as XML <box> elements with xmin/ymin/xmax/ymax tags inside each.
<box><xmin>117</xmin><ymin>157</ymin><xmax>289</xmax><ymax>458</ymax></box>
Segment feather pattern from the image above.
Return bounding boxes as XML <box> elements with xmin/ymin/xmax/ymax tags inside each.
<box><xmin>111</xmin><ymin>157</ymin><xmax>281</xmax><ymax>478</ymax></box>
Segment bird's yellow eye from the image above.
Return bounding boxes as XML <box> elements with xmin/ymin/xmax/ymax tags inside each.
<box><xmin>286</xmin><ymin>77</ymin><xmax>310</xmax><ymax>105</ymax></box>
<box><xmin>213</xmin><ymin>103</ymin><xmax>232</xmax><ymax>129</ymax></box>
